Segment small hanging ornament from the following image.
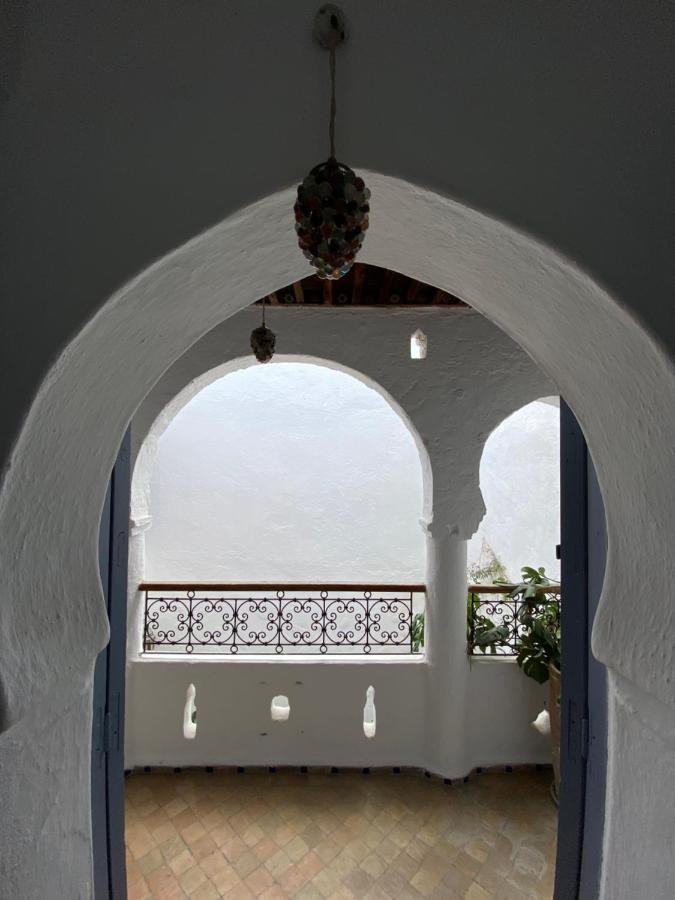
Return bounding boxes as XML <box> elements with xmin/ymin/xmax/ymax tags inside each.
<box><xmin>250</xmin><ymin>296</ymin><xmax>276</xmax><ymax>363</ymax></box>
<box><xmin>295</xmin><ymin>6</ymin><xmax>370</xmax><ymax>281</ymax></box>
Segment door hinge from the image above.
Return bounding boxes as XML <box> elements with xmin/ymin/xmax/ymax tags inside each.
<box><xmin>556</xmin><ymin>543</ymin><xmax>562</xmax><ymax>560</ymax></box>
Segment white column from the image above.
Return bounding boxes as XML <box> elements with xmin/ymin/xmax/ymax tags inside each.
<box><xmin>423</xmin><ymin>522</ymin><xmax>471</xmax><ymax>777</ymax></box>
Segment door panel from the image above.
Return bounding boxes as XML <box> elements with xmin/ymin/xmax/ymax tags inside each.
<box><xmin>578</xmin><ymin>460</ymin><xmax>607</xmax><ymax>897</ymax></box>
<box><xmin>555</xmin><ymin>401</ymin><xmax>607</xmax><ymax>899</ymax></box>
<box><xmin>91</xmin><ymin>432</ymin><xmax>131</xmax><ymax>899</ymax></box>
<box><xmin>91</xmin><ymin>483</ymin><xmax>112</xmax><ymax>896</ymax></box>
<box><xmin>556</xmin><ymin>401</ymin><xmax>588</xmax><ymax>897</ymax></box>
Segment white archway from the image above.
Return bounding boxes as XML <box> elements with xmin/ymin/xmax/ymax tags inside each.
<box><xmin>123</xmin><ymin>311</ymin><xmax>554</xmax><ymax>784</ymax></box>
<box><xmin>468</xmin><ymin>397</ymin><xmax>561</xmax><ymax>583</ymax></box>
<box><xmin>128</xmin><ymin>355</ymin><xmax>433</xmax><ymax>666</ymax></box>
<box><xmin>131</xmin><ymin>353</ymin><xmax>434</xmax><ymax>536</ymax></box>
<box><xmin>1</xmin><ymin>173</ymin><xmax>674</xmax><ymax>897</ymax></box>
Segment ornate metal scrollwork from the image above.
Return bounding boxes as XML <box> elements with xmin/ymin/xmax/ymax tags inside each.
<box><xmin>144</xmin><ymin>586</ymin><xmax>421</xmax><ymax>655</ymax></box>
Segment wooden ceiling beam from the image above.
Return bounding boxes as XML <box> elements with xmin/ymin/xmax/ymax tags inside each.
<box><xmin>350</xmin><ymin>264</ymin><xmax>366</xmax><ymax>305</ymax></box>
<box><xmin>256</xmin><ymin>268</ymin><xmax>469</xmax><ymax>308</ymax></box>
<box><xmin>433</xmin><ymin>289</ymin><xmax>468</xmax><ymax>306</ymax></box>
<box><xmin>379</xmin><ymin>270</ymin><xmax>395</xmax><ymax>305</ymax></box>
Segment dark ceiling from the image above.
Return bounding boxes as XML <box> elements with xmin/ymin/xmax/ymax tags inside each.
<box><xmin>255</xmin><ymin>263</ymin><xmax>468</xmax><ymax>309</ymax></box>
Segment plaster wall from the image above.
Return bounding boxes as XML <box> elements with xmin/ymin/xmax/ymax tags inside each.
<box><xmin>127</xmin><ymin>308</ymin><xmax>552</xmax><ymax>770</ymax></box>
<box><xmin>3</xmin><ymin>181</ymin><xmax>674</xmax><ymax>900</ymax></box>
<box><xmin>468</xmin><ymin>400</ymin><xmax>561</xmax><ymax>582</ymax></box>
<box><xmin>467</xmin><ymin>660</ymin><xmax>551</xmax><ymax>767</ymax></box>
<box><xmin>124</xmin><ymin>658</ymin><xmax>549</xmax><ymax>770</ymax></box>
<box><xmin>130</xmin><ymin>306</ymin><xmax>552</xmax><ymax>539</ymax></box>
<box><xmin>142</xmin><ymin>362</ymin><xmax>560</xmax><ymax>585</ymax></box>
<box><xmin>144</xmin><ymin>362</ymin><xmax>426</xmax><ymax>583</ymax></box>
<box><xmin>1</xmin><ymin>3</ymin><xmax>674</xmax><ymax>896</ymax></box>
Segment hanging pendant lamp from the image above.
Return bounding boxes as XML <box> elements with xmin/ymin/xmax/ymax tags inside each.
<box><xmin>250</xmin><ymin>295</ymin><xmax>276</xmax><ymax>363</ymax></box>
<box><xmin>294</xmin><ymin>6</ymin><xmax>371</xmax><ymax>281</ymax></box>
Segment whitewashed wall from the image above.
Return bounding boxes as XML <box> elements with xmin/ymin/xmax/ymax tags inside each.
<box><xmin>126</xmin><ymin>306</ymin><xmax>554</xmax><ymax>772</ymax></box>
<box><xmin>125</xmin><ymin>657</ymin><xmax>548</xmax><ymax>770</ymax></box>
<box><xmin>145</xmin><ymin>363</ymin><xmax>426</xmax><ymax>582</ymax></box>
<box><xmin>3</xmin><ymin>4</ymin><xmax>674</xmax><ymax>892</ymax></box>
<box><xmin>145</xmin><ymin>370</ymin><xmax>559</xmax><ymax>585</ymax></box>
<box><xmin>468</xmin><ymin>399</ymin><xmax>561</xmax><ymax>582</ymax></box>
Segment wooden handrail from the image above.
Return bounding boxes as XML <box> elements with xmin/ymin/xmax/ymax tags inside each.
<box><xmin>468</xmin><ymin>583</ymin><xmax>561</xmax><ymax>595</ymax></box>
<box><xmin>139</xmin><ymin>581</ymin><xmax>558</xmax><ymax>595</ymax></box>
<box><xmin>140</xmin><ymin>582</ymin><xmax>427</xmax><ymax>593</ymax></box>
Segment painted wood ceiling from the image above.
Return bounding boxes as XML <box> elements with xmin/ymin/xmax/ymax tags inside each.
<box><xmin>255</xmin><ymin>264</ymin><xmax>468</xmax><ymax>309</ymax></box>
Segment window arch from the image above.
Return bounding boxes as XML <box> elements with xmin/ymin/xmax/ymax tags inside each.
<box><xmin>141</xmin><ymin>360</ymin><xmax>428</xmax><ymax>582</ymax></box>
<box><xmin>131</xmin><ymin>357</ymin><xmax>431</xmax><ymax>657</ymax></box>
<box><xmin>468</xmin><ymin>397</ymin><xmax>560</xmax><ymax>583</ymax></box>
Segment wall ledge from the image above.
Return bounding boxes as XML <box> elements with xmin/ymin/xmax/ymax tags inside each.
<box><xmin>469</xmin><ymin>656</ymin><xmax>520</xmax><ymax>665</ymax></box>
<box><xmin>134</xmin><ymin>653</ymin><xmax>428</xmax><ymax>666</ymax></box>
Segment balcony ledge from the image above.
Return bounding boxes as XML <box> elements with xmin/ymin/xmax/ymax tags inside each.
<box><xmin>136</xmin><ymin>652</ymin><xmax>428</xmax><ymax>666</ymax></box>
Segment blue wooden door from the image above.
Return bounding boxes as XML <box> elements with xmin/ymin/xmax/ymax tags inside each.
<box><xmin>91</xmin><ymin>431</ymin><xmax>131</xmax><ymax>899</ymax></box>
<box><xmin>555</xmin><ymin>402</ymin><xmax>607</xmax><ymax>898</ymax></box>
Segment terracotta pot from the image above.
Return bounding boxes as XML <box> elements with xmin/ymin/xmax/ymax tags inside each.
<box><xmin>549</xmin><ymin>663</ymin><xmax>561</xmax><ymax>804</ymax></box>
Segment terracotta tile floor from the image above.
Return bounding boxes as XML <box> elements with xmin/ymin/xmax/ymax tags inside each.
<box><xmin>125</xmin><ymin>767</ymin><xmax>557</xmax><ymax>899</ymax></box>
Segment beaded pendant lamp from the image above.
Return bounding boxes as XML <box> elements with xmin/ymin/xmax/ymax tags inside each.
<box><xmin>250</xmin><ymin>295</ymin><xmax>276</xmax><ymax>363</ymax></box>
<box><xmin>294</xmin><ymin>6</ymin><xmax>371</xmax><ymax>281</ymax></box>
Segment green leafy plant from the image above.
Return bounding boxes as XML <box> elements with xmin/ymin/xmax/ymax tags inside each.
<box><xmin>504</xmin><ymin>565</ymin><xmax>552</xmax><ymax>599</ymax></box>
<box><xmin>411</xmin><ymin>611</ymin><xmax>425</xmax><ymax>652</ymax></box>
<box><xmin>466</xmin><ymin>543</ymin><xmax>510</xmax><ymax>654</ymax></box>
<box><xmin>467</xmin><ymin>592</ymin><xmax>510</xmax><ymax>653</ymax></box>
<box><xmin>510</xmin><ymin>566</ymin><xmax>561</xmax><ymax>684</ymax></box>
<box><xmin>415</xmin><ymin>554</ymin><xmax>561</xmax><ymax>668</ymax></box>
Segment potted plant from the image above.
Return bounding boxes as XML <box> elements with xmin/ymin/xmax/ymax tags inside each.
<box><xmin>509</xmin><ymin>566</ymin><xmax>561</xmax><ymax>801</ymax></box>
<box><xmin>411</xmin><ymin>610</ymin><xmax>425</xmax><ymax>653</ymax></box>
<box><xmin>466</xmin><ymin>546</ymin><xmax>511</xmax><ymax>654</ymax></box>
<box><xmin>466</xmin><ymin>591</ymin><xmax>510</xmax><ymax>653</ymax></box>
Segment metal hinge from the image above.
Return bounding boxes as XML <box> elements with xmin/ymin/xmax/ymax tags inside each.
<box><xmin>556</xmin><ymin>543</ymin><xmax>562</xmax><ymax>560</ymax></box>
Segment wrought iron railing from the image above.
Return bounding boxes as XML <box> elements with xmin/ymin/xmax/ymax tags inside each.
<box><xmin>467</xmin><ymin>583</ymin><xmax>561</xmax><ymax>656</ymax></box>
<box><xmin>140</xmin><ymin>583</ymin><xmax>426</xmax><ymax>656</ymax></box>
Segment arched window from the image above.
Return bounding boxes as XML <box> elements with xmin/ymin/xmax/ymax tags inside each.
<box><xmin>468</xmin><ymin>397</ymin><xmax>560</xmax><ymax>583</ymax></box>
<box><xmin>136</xmin><ymin>360</ymin><xmax>429</xmax><ymax>655</ymax></box>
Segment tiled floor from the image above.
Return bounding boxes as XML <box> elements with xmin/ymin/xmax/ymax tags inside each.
<box><xmin>125</xmin><ymin>767</ymin><xmax>557</xmax><ymax>899</ymax></box>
